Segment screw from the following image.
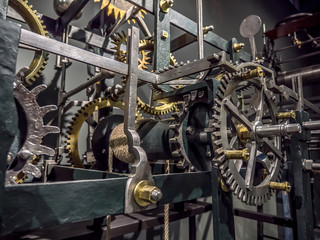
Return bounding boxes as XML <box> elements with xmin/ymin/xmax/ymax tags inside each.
<box><xmin>186</xmin><ymin>126</ymin><xmax>195</xmax><ymax>135</ymax></box>
<box><xmin>161</xmin><ymin>30</ymin><xmax>168</xmax><ymax>39</ymax></box>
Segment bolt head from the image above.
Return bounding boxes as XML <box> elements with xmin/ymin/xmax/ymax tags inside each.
<box><xmin>151</xmin><ymin>189</ymin><xmax>163</xmax><ymax>201</ymax></box>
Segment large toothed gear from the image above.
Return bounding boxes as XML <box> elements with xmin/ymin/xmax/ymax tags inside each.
<box><xmin>98</xmin><ymin>0</ymin><xmax>147</xmax><ymax>24</ymax></box>
<box><xmin>137</xmin><ymin>97</ymin><xmax>178</xmax><ymax>116</ymax></box>
<box><xmin>111</xmin><ymin>31</ymin><xmax>152</xmax><ymax>70</ymax></box>
<box><xmin>9</xmin><ymin>0</ymin><xmax>49</xmax><ymax>86</ymax></box>
<box><xmin>111</xmin><ymin>32</ymin><xmax>178</xmax><ymax>116</ymax></box>
<box><xmin>6</xmin><ymin>68</ymin><xmax>60</xmax><ymax>185</ymax></box>
<box><xmin>212</xmin><ymin>66</ymin><xmax>283</xmax><ymax>206</ymax></box>
<box><xmin>169</xmin><ymin>89</ymin><xmax>213</xmax><ymax>170</ymax></box>
<box><xmin>66</xmin><ymin>98</ymin><xmax>143</xmax><ymax>168</ymax></box>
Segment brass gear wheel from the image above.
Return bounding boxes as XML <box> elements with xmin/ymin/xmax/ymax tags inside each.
<box><xmin>111</xmin><ymin>32</ymin><xmax>178</xmax><ymax>115</ymax></box>
<box><xmin>9</xmin><ymin>0</ymin><xmax>49</xmax><ymax>86</ymax></box>
<box><xmin>66</xmin><ymin>97</ymin><xmax>143</xmax><ymax>168</ymax></box>
<box><xmin>111</xmin><ymin>31</ymin><xmax>152</xmax><ymax>70</ymax></box>
<box><xmin>98</xmin><ymin>0</ymin><xmax>147</xmax><ymax>24</ymax></box>
<box><xmin>136</xmin><ymin>97</ymin><xmax>178</xmax><ymax>115</ymax></box>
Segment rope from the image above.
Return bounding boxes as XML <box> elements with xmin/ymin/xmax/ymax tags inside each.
<box><xmin>164</xmin><ymin>160</ymin><xmax>170</xmax><ymax>240</ymax></box>
<box><xmin>109</xmin><ymin>123</ymin><xmax>135</xmax><ymax>163</ymax></box>
<box><xmin>108</xmin><ymin>146</ymin><xmax>113</xmax><ymax>172</ymax></box>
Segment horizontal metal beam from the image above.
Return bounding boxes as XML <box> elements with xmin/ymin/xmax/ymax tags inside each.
<box><xmin>233</xmin><ymin>208</ymin><xmax>294</xmax><ymax>228</ymax></box>
<box><xmin>19</xmin><ymin>29</ymin><xmax>158</xmax><ymax>84</ymax></box>
<box><xmin>1</xmin><ymin>178</ymin><xmax>127</xmax><ymax>235</ymax></box>
<box><xmin>157</xmin><ymin>52</ymin><xmax>236</xmax><ymax>83</ymax></box>
<box><xmin>1</xmin><ymin>169</ymin><xmax>212</xmax><ymax>235</ymax></box>
<box><xmin>127</xmin><ymin>0</ymin><xmax>251</xmax><ymax>61</ymax></box>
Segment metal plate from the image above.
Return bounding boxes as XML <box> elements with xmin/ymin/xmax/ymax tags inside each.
<box><xmin>240</xmin><ymin>15</ymin><xmax>262</xmax><ymax>38</ymax></box>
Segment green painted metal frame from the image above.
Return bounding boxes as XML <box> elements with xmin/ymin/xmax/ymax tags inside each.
<box><xmin>286</xmin><ymin>111</ymin><xmax>315</xmax><ymax>240</ymax></box>
<box><xmin>0</xmin><ymin>18</ymin><xmax>20</xmax><ymax>231</ymax></box>
<box><xmin>0</xmin><ymin>168</ymin><xmax>211</xmax><ymax>236</ymax></box>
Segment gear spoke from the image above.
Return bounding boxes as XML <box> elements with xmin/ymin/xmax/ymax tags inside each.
<box><xmin>245</xmin><ymin>141</ymin><xmax>257</xmax><ymax>189</ymax></box>
<box><xmin>85</xmin><ymin>116</ymin><xmax>98</xmax><ymax>129</ymax></box>
<box><xmin>262</xmin><ymin>138</ymin><xmax>282</xmax><ymax>158</ymax></box>
<box><xmin>255</xmin><ymin>88</ymin><xmax>264</xmax><ymax>122</ymax></box>
<box><xmin>224</xmin><ymin>98</ymin><xmax>253</xmax><ymax>131</ymax></box>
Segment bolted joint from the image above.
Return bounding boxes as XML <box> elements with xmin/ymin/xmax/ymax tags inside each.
<box><xmin>161</xmin><ymin>30</ymin><xmax>168</xmax><ymax>39</ymax></box>
<box><xmin>160</xmin><ymin>0</ymin><xmax>174</xmax><ymax>13</ymax></box>
<box><xmin>233</xmin><ymin>43</ymin><xmax>245</xmax><ymax>53</ymax></box>
<box><xmin>303</xmin><ymin>159</ymin><xmax>320</xmax><ymax>173</ymax></box>
<box><xmin>276</xmin><ymin>110</ymin><xmax>296</xmax><ymax>120</ymax></box>
<box><xmin>225</xmin><ymin>148</ymin><xmax>250</xmax><ymax>162</ymax></box>
<box><xmin>237</xmin><ymin>124</ymin><xmax>250</xmax><ymax>142</ymax></box>
<box><xmin>203</xmin><ymin>25</ymin><xmax>214</xmax><ymax>36</ymax></box>
<box><xmin>133</xmin><ymin>180</ymin><xmax>162</xmax><ymax>207</ymax></box>
<box><xmin>269</xmin><ymin>181</ymin><xmax>291</xmax><ymax>193</ymax></box>
<box><xmin>241</xmin><ymin>67</ymin><xmax>264</xmax><ymax>80</ymax></box>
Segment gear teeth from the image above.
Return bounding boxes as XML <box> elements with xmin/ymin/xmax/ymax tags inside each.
<box><xmin>234</xmin><ymin>185</ymin><xmax>240</xmax><ymax>195</ymax></box>
<box><xmin>43</xmin><ymin>125</ymin><xmax>60</xmax><ymax>135</ymax></box>
<box><xmin>215</xmin><ymin>147</ymin><xmax>224</xmax><ymax>155</ymax></box>
<box><xmin>216</xmin><ymin>154</ymin><xmax>225</xmax><ymax>163</ymax></box>
<box><xmin>31</xmin><ymin>84</ymin><xmax>47</xmax><ymax>96</ymax></box>
<box><xmin>226</xmin><ymin>175</ymin><xmax>233</xmax><ymax>185</ymax></box>
<box><xmin>238</xmin><ymin>189</ymin><xmax>245</xmax><ymax>200</ymax></box>
<box><xmin>242</xmin><ymin>193</ymin><xmax>248</xmax><ymax>203</ymax></box>
<box><xmin>230</xmin><ymin>180</ymin><xmax>236</xmax><ymax>191</ymax></box>
<box><xmin>214</xmin><ymin>139</ymin><xmax>222</xmax><ymax>146</ymax></box>
<box><xmin>35</xmin><ymin>144</ymin><xmax>55</xmax><ymax>157</ymax></box>
<box><xmin>39</xmin><ymin>105</ymin><xmax>57</xmax><ymax>117</ymax></box>
<box><xmin>172</xmin><ymin>149</ymin><xmax>181</xmax><ymax>158</ymax></box>
<box><xmin>219</xmin><ymin>162</ymin><xmax>228</xmax><ymax>172</ymax></box>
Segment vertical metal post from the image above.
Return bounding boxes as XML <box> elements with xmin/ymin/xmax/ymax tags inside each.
<box><xmin>0</xmin><ymin>18</ymin><xmax>20</xmax><ymax>225</ymax></box>
<box><xmin>124</xmin><ymin>26</ymin><xmax>154</xmax><ymax>213</ymax></box>
<box><xmin>257</xmin><ymin>205</ymin><xmax>263</xmax><ymax>240</ymax></box>
<box><xmin>196</xmin><ymin>0</ymin><xmax>203</xmax><ymax>60</ymax></box>
<box><xmin>287</xmin><ymin>111</ymin><xmax>314</xmax><ymax>240</ymax></box>
<box><xmin>189</xmin><ymin>215</ymin><xmax>196</xmax><ymax>240</ymax></box>
<box><xmin>154</xmin><ymin>0</ymin><xmax>171</xmax><ymax>70</ymax></box>
<box><xmin>0</xmin><ymin>0</ymin><xmax>8</xmax><ymax>19</ymax></box>
<box><xmin>55</xmin><ymin>29</ymin><xmax>68</xmax><ymax>162</ymax></box>
<box><xmin>212</xmin><ymin>167</ymin><xmax>235</xmax><ymax>240</ymax></box>
<box><xmin>297</xmin><ymin>74</ymin><xmax>304</xmax><ymax>111</ymax></box>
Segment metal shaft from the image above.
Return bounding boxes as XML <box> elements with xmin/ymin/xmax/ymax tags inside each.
<box><xmin>303</xmin><ymin>120</ymin><xmax>320</xmax><ymax>130</ymax></box>
<box><xmin>62</xmin><ymin>70</ymin><xmax>113</xmax><ymax>102</ymax></box>
<box><xmin>196</xmin><ymin>0</ymin><xmax>204</xmax><ymax>60</ymax></box>
<box><xmin>256</xmin><ymin>123</ymin><xmax>301</xmax><ymax>138</ymax></box>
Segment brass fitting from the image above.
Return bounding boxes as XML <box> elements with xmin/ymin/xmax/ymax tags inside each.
<box><xmin>203</xmin><ymin>25</ymin><xmax>214</xmax><ymax>36</ymax></box>
<box><xmin>293</xmin><ymin>38</ymin><xmax>302</xmax><ymax>48</ymax></box>
<box><xmin>237</xmin><ymin>124</ymin><xmax>250</xmax><ymax>143</ymax></box>
<box><xmin>269</xmin><ymin>181</ymin><xmax>291</xmax><ymax>193</ymax></box>
<box><xmin>233</xmin><ymin>43</ymin><xmax>245</xmax><ymax>53</ymax></box>
<box><xmin>241</xmin><ymin>67</ymin><xmax>264</xmax><ymax>80</ymax></box>
<box><xmin>160</xmin><ymin>0</ymin><xmax>174</xmax><ymax>13</ymax></box>
<box><xmin>225</xmin><ymin>148</ymin><xmax>250</xmax><ymax>162</ymax></box>
<box><xmin>220</xmin><ymin>179</ymin><xmax>230</xmax><ymax>192</ymax></box>
<box><xmin>276</xmin><ymin>110</ymin><xmax>296</xmax><ymax>120</ymax></box>
<box><xmin>133</xmin><ymin>180</ymin><xmax>163</xmax><ymax>207</ymax></box>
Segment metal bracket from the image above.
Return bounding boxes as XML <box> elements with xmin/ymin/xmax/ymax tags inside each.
<box><xmin>124</xmin><ymin>26</ymin><xmax>155</xmax><ymax>213</ymax></box>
